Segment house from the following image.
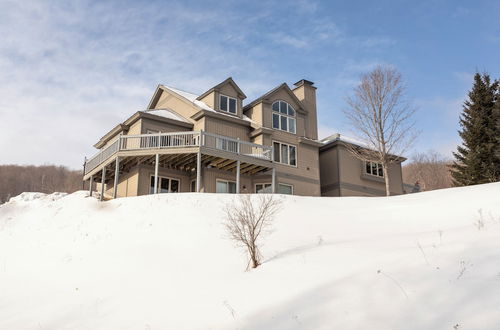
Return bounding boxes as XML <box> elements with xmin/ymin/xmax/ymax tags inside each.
<box><xmin>83</xmin><ymin>78</ymin><xmax>407</xmax><ymax>199</ymax></box>
<box><xmin>319</xmin><ymin>134</ymin><xmax>406</xmax><ymax>196</ymax></box>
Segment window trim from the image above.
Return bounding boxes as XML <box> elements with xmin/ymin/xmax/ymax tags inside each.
<box><xmin>271</xmin><ymin>100</ymin><xmax>296</xmax><ymax>134</ymax></box>
<box><xmin>219</xmin><ymin>94</ymin><xmax>238</xmax><ymax>115</ymax></box>
<box><xmin>190</xmin><ymin>179</ymin><xmax>197</xmax><ymax>192</ymax></box>
<box><xmin>149</xmin><ymin>174</ymin><xmax>181</xmax><ymax>194</ymax></box>
<box><xmin>216</xmin><ymin>179</ymin><xmax>237</xmax><ymax>193</ymax></box>
<box><xmin>255</xmin><ymin>183</ymin><xmax>272</xmax><ymax>193</ymax></box>
<box><xmin>364</xmin><ymin>161</ymin><xmax>384</xmax><ymax>178</ymax></box>
<box><xmin>278</xmin><ymin>183</ymin><xmax>293</xmax><ymax>195</ymax></box>
<box><xmin>272</xmin><ymin>140</ymin><xmax>298</xmax><ymax>167</ymax></box>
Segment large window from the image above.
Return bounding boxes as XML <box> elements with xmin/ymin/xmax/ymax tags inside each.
<box><xmin>278</xmin><ymin>183</ymin><xmax>293</xmax><ymax>195</ymax></box>
<box><xmin>150</xmin><ymin>175</ymin><xmax>180</xmax><ymax>194</ymax></box>
<box><xmin>216</xmin><ymin>179</ymin><xmax>237</xmax><ymax>193</ymax></box>
<box><xmin>255</xmin><ymin>183</ymin><xmax>272</xmax><ymax>193</ymax></box>
<box><xmin>273</xmin><ymin>141</ymin><xmax>297</xmax><ymax>166</ymax></box>
<box><xmin>219</xmin><ymin>94</ymin><xmax>237</xmax><ymax>114</ymax></box>
<box><xmin>365</xmin><ymin>161</ymin><xmax>384</xmax><ymax>177</ymax></box>
<box><xmin>272</xmin><ymin>100</ymin><xmax>296</xmax><ymax>134</ymax></box>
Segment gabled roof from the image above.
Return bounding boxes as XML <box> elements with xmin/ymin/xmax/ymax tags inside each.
<box><xmin>146</xmin><ymin>84</ymin><xmax>215</xmax><ymax>112</ymax></box>
<box><xmin>197</xmin><ymin>77</ymin><xmax>247</xmax><ymax>100</ymax></box>
<box><xmin>320</xmin><ymin>133</ymin><xmax>407</xmax><ymax>162</ymax></box>
<box><xmin>242</xmin><ymin>83</ymin><xmax>306</xmax><ymax>113</ymax></box>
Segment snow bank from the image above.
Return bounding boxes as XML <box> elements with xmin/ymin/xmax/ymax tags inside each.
<box><xmin>1</xmin><ymin>183</ymin><xmax>500</xmax><ymax>329</ymax></box>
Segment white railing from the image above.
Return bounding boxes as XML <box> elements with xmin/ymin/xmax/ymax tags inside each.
<box><xmin>84</xmin><ymin>131</ymin><xmax>273</xmax><ymax>174</ymax></box>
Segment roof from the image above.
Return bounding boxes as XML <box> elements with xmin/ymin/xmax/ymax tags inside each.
<box><xmin>196</xmin><ymin>77</ymin><xmax>247</xmax><ymax>101</ymax></box>
<box><xmin>320</xmin><ymin>133</ymin><xmax>407</xmax><ymax>162</ymax></box>
<box><xmin>321</xmin><ymin>133</ymin><xmax>369</xmax><ymax>149</ymax></box>
<box><xmin>242</xmin><ymin>83</ymin><xmax>306</xmax><ymax>113</ymax></box>
<box><xmin>140</xmin><ymin>109</ymin><xmax>190</xmax><ymax>123</ymax></box>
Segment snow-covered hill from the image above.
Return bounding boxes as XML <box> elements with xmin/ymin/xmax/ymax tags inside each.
<box><xmin>1</xmin><ymin>184</ymin><xmax>500</xmax><ymax>329</ymax></box>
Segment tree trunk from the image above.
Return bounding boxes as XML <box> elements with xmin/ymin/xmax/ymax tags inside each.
<box><xmin>383</xmin><ymin>163</ymin><xmax>391</xmax><ymax>196</ymax></box>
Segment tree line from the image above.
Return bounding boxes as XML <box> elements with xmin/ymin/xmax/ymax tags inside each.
<box><xmin>0</xmin><ymin>165</ymin><xmax>82</xmax><ymax>204</ymax></box>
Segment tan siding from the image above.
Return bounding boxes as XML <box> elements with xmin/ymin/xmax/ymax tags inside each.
<box><xmin>204</xmin><ymin>117</ymin><xmax>251</xmax><ymax>142</ymax></box>
<box><xmin>337</xmin><ymin>146</ymin><xmax>404</xmax><ymax>196</ymax></box>
<box><xmin>199</xmin><ymin>91</ymin><xmax>215</xmax><ymax>110</ymax></box>
<box><xmin>319</xmin><ymin>145</ymin><xmax>339</xmax><ymax>196</ymax></box>
<box><xmin>105</xmin><ymin>166</ymin><xmax>139</xmax><ymax>198</ymax></box>
<box><xmin>154</xmin><ymin>89</ymin><xmax>199</xmax><ymax>119</ymax></box>
<box><xmin>140</xmin><ymin>118</ymin><xmax>191</xmax><ymax>134</ymax></box>
<box><xmin>292</xmin><ymin>84</ymin><xmax>318</xmax><ymax>139</ymax></box>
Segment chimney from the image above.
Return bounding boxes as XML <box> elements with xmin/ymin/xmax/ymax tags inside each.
<box><xmin>292</xmin><ymin>79</ymin><xmax>318</xmax><ymax>140</ymax></box>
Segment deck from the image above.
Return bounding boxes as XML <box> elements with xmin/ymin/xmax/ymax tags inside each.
<box><xmin>83</xmin><ymin>131</ymin><xmax>274</xmax><ymax>181</ymax></box>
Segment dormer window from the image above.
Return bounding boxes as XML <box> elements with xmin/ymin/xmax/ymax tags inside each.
<box><xmin>219</xmin><ymin>94</ymin><xmax>237</xmax><ymax>114</ymax></box>
<box><xmin>272</xmin><ymin>100</ymin><xmax>296</xmax><ymax>134</ymax></box>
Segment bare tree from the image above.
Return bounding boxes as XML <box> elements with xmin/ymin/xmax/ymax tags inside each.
<box><xmin>403</xmin><ymin>150</ymin><xmax>453</xmax><ymax>191</ymax></box>
<box><xmin>344</xmin><ymin>65</ymin><xmax>418</xmax><ymax>196</ymax></box>
<box><xmin>224</xmin><ymin>195</ymin><xmax>282</xmax><ymax>269</ymax></box>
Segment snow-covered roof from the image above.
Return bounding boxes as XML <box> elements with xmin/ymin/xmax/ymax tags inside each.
<box><xmin>162</xmin><ymin>85</ymin><xmax>215</xmax><ymax>112</ymax></box>
<box><xmin>140</xmin><ymin>109</ymin><xmax>190</xmax><ymax>123</ymax></box>
<box><xmin>321</xmin><ymin>133</ymin><xmax>371</xmax><ymax>149</ymax></box>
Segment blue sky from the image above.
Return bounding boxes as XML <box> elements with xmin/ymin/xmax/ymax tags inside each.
<box><xmin>0</xmin><ymin>0</ymin><xmax>499</xmax><ymax>169</ymax></box>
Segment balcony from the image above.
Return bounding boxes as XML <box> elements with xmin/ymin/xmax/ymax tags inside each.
<box><xmin>84</xmin><ymin>131</ymin><xmax>273</xmax><ymax>176</ymax></box>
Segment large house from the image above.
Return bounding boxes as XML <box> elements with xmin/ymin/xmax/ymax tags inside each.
<box><xmin>83</xmin><ymin>78</ymin><xmax>407</xmax><ymax>199</ymax></box>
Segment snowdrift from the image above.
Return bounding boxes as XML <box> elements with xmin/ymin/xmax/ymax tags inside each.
<box><xmin>1</xmin><ymin>183</ymin><xmax>500</xmax><ymax>329</ymax></box>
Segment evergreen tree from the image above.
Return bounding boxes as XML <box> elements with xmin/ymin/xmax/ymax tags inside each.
<box><xmin>452</xmin><ymin>73</ymin><xmax>499</xmax><ymax>186</ymax></box>
<box><xmin>493</xmin><ymin>85</ymin><xmax>500</xmax><ymax>170</ymax></box>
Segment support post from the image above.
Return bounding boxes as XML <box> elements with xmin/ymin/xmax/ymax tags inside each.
<box><xmin>236</xmin><ymin>160</ymin><xmax>241</xmax><ymax>194</ymax></box>
<box><xmin>113</xmin><ymin>157</ymin><xmax>120</xmax><ymax>199</ymax></box>
<box><xmin>271</xmin><ymin>167</ymin><xmax>276</xmax><ymax>194</ymax></box>
<box><xmin>196</xmin><ymin>150</ymin><xmax>201</xmax><ymax>192</ymax></box>
<box><xmin>89</xmin><ymin>175</ymin><xmax>93</xmax><ymax>197</ymax></box>
<box><xmin>100</xmin><ymin>166</ymin><xmax>106</xmax><ymax>201</ymax></box>
<box><xmin>154</xmin><ymin>154</ymin><xmax>159</xmax><ymax>194</ymax></box>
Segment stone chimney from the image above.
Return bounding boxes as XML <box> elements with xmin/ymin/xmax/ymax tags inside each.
<box><xmin>292</xmin><ymin>79</ymin><xmax>318</xmax><ymax>140</ymax></box>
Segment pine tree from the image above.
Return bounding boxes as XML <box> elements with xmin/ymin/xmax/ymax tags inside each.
<box><xmin>493</xmin><ymin>85</ymin><xmax>500</xmax><ymax>173</ymax></box>
<box><xmin>452</xmin><ymin>73</ymin><xmax>499</xmax><ymax>186</ymax></box>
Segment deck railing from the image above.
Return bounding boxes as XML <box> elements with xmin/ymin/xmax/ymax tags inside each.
<box><xmin>84</xmin><ymin>131</ymin><xmax>273</xmax><ymax>175</ymax></box>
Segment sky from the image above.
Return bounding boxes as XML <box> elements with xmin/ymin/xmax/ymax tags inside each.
<box><xmin>0</xmin><ymin>0</ymin><xmax>499</xmax><ymax>170</ymax></box>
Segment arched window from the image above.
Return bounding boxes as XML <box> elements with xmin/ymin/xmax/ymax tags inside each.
<box><xmin>272</xmin><ymin>100</ymin><xmax>296</xmax><ymax>134</ymax></box>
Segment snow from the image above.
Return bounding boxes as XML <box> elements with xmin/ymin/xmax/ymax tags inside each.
<box><xmin>141</xmin><ymin>109</ymin><xmax>190</xmax><ymax>123</ymax></box>
<box><xmin>1</xmin><ymin>183</ymin><xmax>500</xmax><ymax>329</ymax></box>
<box><xmin>321</xmin><ymin>132</ymin><xmax>371</xmax><ymax>148</ymax></box>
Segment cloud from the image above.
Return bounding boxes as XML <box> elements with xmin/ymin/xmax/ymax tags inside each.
<box><xmin>0</xmin><ymin>0</ymin><xmax>402</xmax><ymax>169</ymax></box>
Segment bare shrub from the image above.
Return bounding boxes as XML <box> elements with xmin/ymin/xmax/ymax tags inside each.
<box><xmin>224</xmin><ymin>195</ymin><xmax>282</xmax><ymax>269</ymax></box>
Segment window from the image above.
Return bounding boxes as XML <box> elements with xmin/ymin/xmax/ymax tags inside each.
<box><xmin>255</xmin><ymin>183</ymin><xmax>272</xmax><ymax>193</ymax></box>
<box><xmin>150</xmin><ymin>175</ymin><xmax>180</xmax><ymax>194</ymax></box>
<box><xmin>273</xmin><ymin>141</ymin><xmax>297</xmax><ymax>166</ymax></box>
<box><xmin>216</xmin><ymin>179</ymin><xmax>237</xmax><ymax>193</ymax></box>
<box><xmin>190</xmin><ymin>179</ymin><xmax>196</xmax><ymax>192</ymax></box>
<box><xmin>219</xmin><ymin>94</ymin><xmax>237</xmax><ymax>114</ymax></box>
<box><xmin>278</xmin><ymin>183</ymin><xmax>293</xmax><ymax>195</ymax></box>
<box><xmin>365</xmin><ymin>161</ymin><xmax>384</xmax><ymax>177</ymax></box>
<box><xmin>272</xmin><ymin>100</ymin><xmax>296</xmax><ymax>134</ymax></box>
